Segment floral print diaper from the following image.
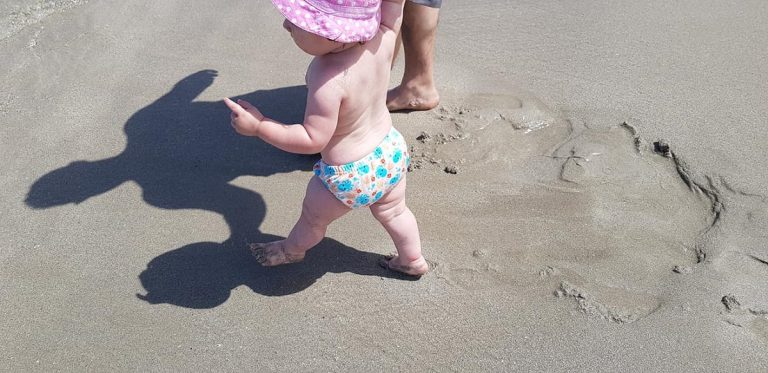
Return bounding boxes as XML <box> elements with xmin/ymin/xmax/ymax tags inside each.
<box><xmin>314</xmin><ymin>127</ymin><xmax>410</xmax><ymax>209</ymax></box>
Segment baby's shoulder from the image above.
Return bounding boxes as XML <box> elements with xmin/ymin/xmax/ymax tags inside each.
<box><xmin>306</xmin><ymin>58</ymin><xmax>347</xmax><ymax>94</ymax></box>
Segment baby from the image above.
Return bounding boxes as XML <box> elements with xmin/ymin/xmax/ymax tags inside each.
<box><xmin>224</xmin><ymin>0</ymin><xmax>428</xmax><ymax>276</ymax></box>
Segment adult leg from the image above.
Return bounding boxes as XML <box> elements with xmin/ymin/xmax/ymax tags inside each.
<box><xmin>387</xmin><ymin>1</ymin><xmax>441</xmax><ymax>112</ymax></box>
<box><xmin>369</xmin><ymin>176</ymin><xmax>428</xmax><ymax>276</ymax></box>
<box><xmin>251</xmin><ymin>176</ymin><xmax>350</xmax><ymax>266</ymax></box>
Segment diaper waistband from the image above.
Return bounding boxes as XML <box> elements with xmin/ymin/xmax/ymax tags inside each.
<box><xmin>317</xmin><ymin>127</ymin><xmax>406</xmax><ymax>174</ymax></box>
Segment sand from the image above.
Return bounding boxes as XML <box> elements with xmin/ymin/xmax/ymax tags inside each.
<box><xmin>1</xmin><ymin>0</ymin><xmax>767</xmax><ymax>371</ymax></box>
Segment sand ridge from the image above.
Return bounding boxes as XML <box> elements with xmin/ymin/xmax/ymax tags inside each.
<box><xmin>400</xmin><ymin>90</ymin><xmax>711</xmax><ymax>323</ymax></box>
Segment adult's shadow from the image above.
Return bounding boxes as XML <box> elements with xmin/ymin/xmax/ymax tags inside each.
<box><xmin>25</xmin><ymin>70</ymin><xmax>409</xmax><ymax>307</ymax></box>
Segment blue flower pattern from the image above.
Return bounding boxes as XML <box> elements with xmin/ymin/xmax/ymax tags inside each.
<box><xmin>355</xmin><ymin>194</ymin><xmax>370</xmax><ymax>206</ymax></box>
<box><xmin>337</xmin><ymin>180</ymin><xmax>353</xmax><ymax>192</ymax></box>
<box><xmin>376</xmin><ymin>165</ymin><xmax>388</xmax><ymax>178</ymax></box>
<box><xmin>392</xmin><ymin>150</ymin><xmax>402</xmax><ymax>163</ymax></box>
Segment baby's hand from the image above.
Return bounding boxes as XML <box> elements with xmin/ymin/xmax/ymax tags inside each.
<box><xmin>224</xmin><ymin>98</ymin><xmax>265</xmax><ymax>137</ymax></box>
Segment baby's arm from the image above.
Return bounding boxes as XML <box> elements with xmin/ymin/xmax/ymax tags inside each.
<box><xmin>380</xmin><ymin>0</ymin><xmax>405</xmax><ymax>34</ymax></box>
<box><xmin>225</xmin><ymin>76</ymin><xmax>342</xmax><ymax>154</ymax></box>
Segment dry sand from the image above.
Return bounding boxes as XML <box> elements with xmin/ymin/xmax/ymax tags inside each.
<box><xmin>1</xmin><ymin>0</ymin><xmax>767</xmax><ymax>371</ymax></box>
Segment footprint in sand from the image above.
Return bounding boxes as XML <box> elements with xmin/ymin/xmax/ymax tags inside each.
<box><xmin>554</xmin><ymin>277</ymin><xmax>663</xmax><ymax>324</ymax></box>
<box><xmin>721</xmin><ymin>293</ymin><xmax>768</xmax><ymax>343</ymax></box>
<box><xmin>432</xmin><ymin>262</ymin><xmax>504</xmax><ymax>288</ymax></box>
<box><xmin>409</xmin><ymin>93</ymin><xmax>567</xmax><ymax>173</ymax></box>
<box><xmin>436</xmin><ymin>93</ymin><xmax>562</xmax><ymax>133</ymax></box>
<box><xmin>714</xmin><ymin>253</ymin><xmax>768</xmax><ymax>343</ymax></box>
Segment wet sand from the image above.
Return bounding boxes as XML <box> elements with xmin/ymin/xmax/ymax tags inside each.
<box><xmin>1</xmin><ymin>0</ymin><xmax>767</xmax><ymax>371</ymax></box>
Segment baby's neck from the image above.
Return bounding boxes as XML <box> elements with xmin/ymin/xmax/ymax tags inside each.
<box><xmin>328</xmin><ymin>41</ymin><xmax>363</xmax><ymax>54</ymax></box>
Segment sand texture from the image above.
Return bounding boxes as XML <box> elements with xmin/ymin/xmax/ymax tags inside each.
<box><xmin>1</xmin><ymin>0</ymin><xmax>767</xmax><ymax>371</ymax></box>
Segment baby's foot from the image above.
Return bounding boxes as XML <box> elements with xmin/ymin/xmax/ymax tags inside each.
<box><xmin>386</xmin><ymin>85</ymin><xmax>440</xmax><ymax>112</ymax></box>
<box><xmin>249</xmin><ymin>241</ymin><xmax>305</xmax><ymax>266</ymax></box>
<box><xmin>379</xmin><ymin>254</ymin><xmax>429</xmax><ymax>277</ymax></box>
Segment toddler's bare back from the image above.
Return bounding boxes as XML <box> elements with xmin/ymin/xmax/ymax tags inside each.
<box><xmin>310</xmin><ymin>27</ymin><xmax>397</xmax><ymax>165</ymax></box>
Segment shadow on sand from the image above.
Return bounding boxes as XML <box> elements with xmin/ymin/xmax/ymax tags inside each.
<box><xmin>25</xmin><ymin>70</ymin><xmax>411</xmax><ymax>308</ymax></box>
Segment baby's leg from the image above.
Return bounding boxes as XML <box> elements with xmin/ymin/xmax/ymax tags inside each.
<box><xmin>370</xmin><ymin>176</ymin><xmax>428</xmax><ymax>276</ymax></box>
<box><xmin>251</xmin><ymin>176</ymin><xmax>350</xmax><ymax>266</ymax></box>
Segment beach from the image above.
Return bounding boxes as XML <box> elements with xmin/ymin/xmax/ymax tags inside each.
<box><xmin>1</xmin><ymin>0</ymin><xmax>767</xmax><ymax>370</ymax></box>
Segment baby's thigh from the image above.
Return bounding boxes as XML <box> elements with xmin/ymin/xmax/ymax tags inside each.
<box><xmin>301</xmin><ymin>176</ymin><xmax>351</xmax><ymax>225</ymax></box>
<box><xmin>370</xmin><ymin>175</ymin><xmax>408</xmax><ymax>217</ymax></box>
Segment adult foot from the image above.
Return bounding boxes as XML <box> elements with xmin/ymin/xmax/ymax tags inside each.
<box><xmin>379</xmin><ymin>254</ymin><xmax>429</xmax><ymax>277</ymax></box>
<box><xmin>386</xmin><ymin>85</ymin><xmax>440</xmax><ymax>112</ymax></box>
<box><xmin>249</xmin><ymin>241</ymin><xmax>305</xmax><ymax>266</ymax></box>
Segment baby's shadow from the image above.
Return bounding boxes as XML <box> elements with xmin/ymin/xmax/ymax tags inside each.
<box><xmin>25</xmin><ymin>70</ymin><xmax>412</xmax><ymax>307</ymax></box>
<box><xmin>26</xmin><ymin>70</ymin><xmax>314</xmax><ymax>228</ymax></box>
<box><xmin>136</xmin><ymin>236</ymin><xmax>412</xmax><ymax>308</ymax></box>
